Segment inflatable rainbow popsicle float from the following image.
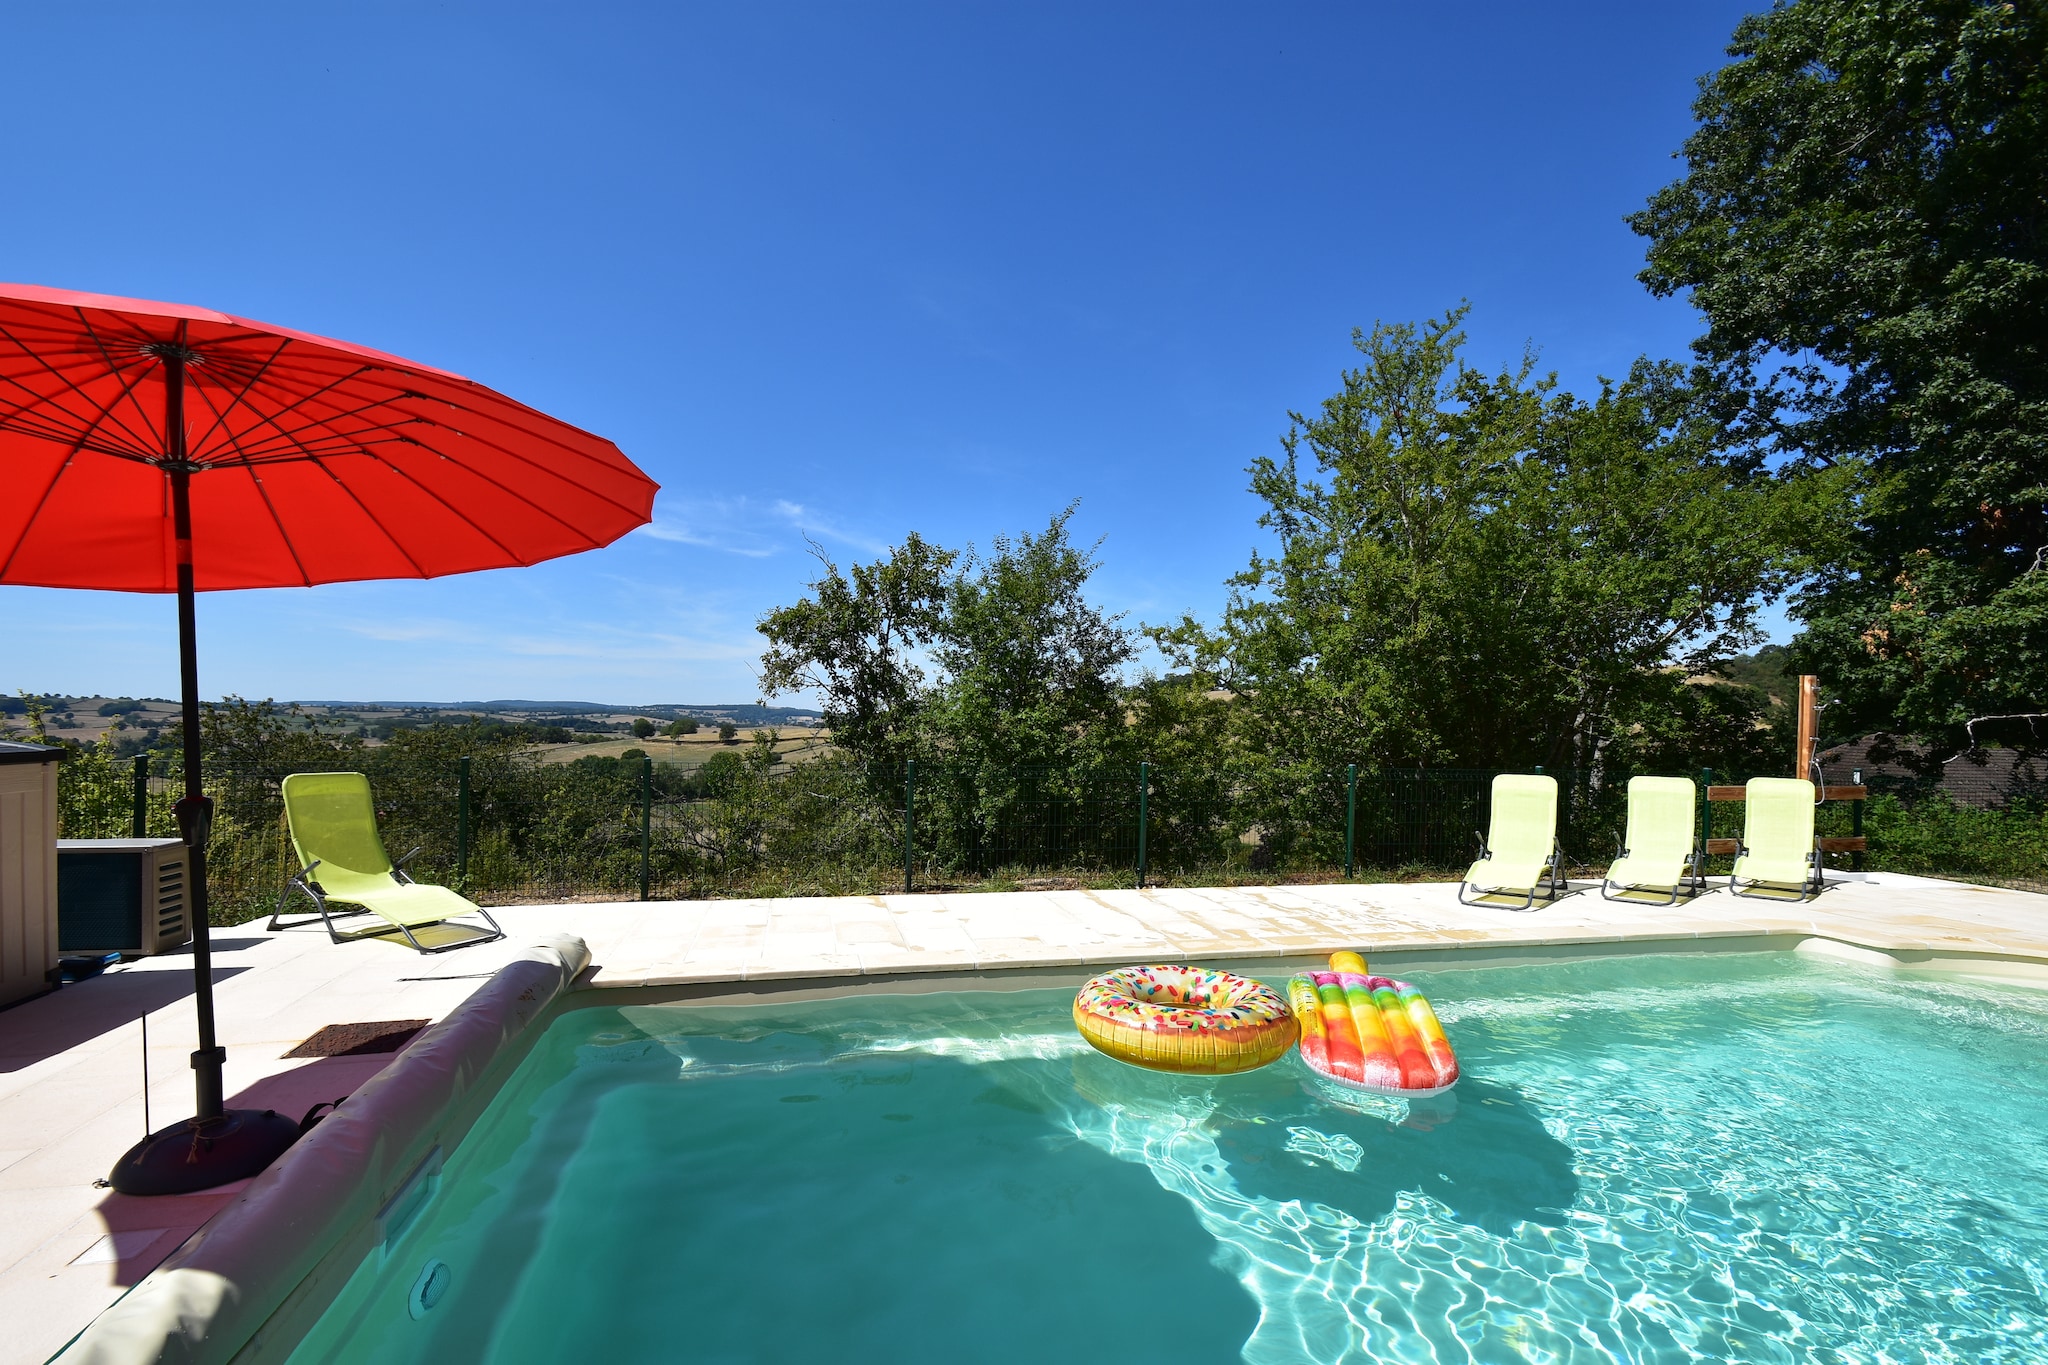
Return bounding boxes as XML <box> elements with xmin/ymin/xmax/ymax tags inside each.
<box><xmin>1287</xmin><ymin>951</ymin><xmax>1459</xmax><ymax>1097</ymax></box>
<box><xmin>1071</xmin><ymin>950</ymin><xmax>1458</xmax><ymax>1097</ymax></box>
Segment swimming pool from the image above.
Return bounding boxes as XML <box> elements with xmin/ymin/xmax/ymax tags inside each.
<box><xmin>284</xmin><ymin>952</ymin><xmax>2048</xmax><ymax>1363</ymax></box>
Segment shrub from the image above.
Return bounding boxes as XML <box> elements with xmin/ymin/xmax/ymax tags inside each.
<box><xmin>1863</xmin><ymin>793</ymin><xmax>2047</xmax><ymax>888</ymax></box>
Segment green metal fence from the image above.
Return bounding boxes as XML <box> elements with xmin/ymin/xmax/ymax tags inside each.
<box><xmin>52</xmin><ymin>747</ymin><xmax>1920</xmax><ymax>926</ymax></box>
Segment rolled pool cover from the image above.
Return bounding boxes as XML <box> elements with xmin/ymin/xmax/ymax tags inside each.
<box><xmin>1287</xmin><ymin>952</ymin><xmax>1458</xmax><ymax>1096</ymax></box>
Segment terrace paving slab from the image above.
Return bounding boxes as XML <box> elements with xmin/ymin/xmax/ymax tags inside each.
<box><xmin>4</xmin><ymin>871</ymin><xmax>2045</xmax><ymax>1364</ymax></box>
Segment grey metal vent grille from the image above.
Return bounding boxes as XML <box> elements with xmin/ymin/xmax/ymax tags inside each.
<box><xmin>153</xmin><ymin>854</ymin><xmax>188</xmax><ymax>946</ymax></box>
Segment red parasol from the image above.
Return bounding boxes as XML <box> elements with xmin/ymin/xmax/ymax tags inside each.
<box><xmin>0</xmin><ymin>282</ymin><xmax>657</xmax><ymax>1193</ymax></box>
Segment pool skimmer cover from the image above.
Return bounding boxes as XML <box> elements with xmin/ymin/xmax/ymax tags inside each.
<box><xmin>408</xmin><ymin>1260</ymin><xmax>451</xmax><ymax>1320</ymax></box>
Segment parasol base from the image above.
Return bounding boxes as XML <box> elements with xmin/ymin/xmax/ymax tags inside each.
<box><xmin>109</xmin><ymin>1109</ymin><xmax>302</xmax><ymax>1196</ymax></box>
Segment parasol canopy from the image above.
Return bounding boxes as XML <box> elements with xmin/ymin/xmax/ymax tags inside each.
<box><xmin>0</xmin><ymin>281</ymin><xmax>658</xmax><ymax>1193</ymax></box>
<box><xmin>0</xmin><ymin>281</ymin><xmax>654</xmax><ymax>590</ymax></box>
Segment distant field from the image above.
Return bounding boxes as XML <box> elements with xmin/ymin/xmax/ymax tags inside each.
<box><xmin>1</xmin><ymin>695</ymin><xmax>830</xmax><ymax>760</ymax></box>
<box><xmin>531</xmin><ymin>728</ymin><xmax>835</xmax><ymax>767</ymax></box>
<box><xmin>0</xmin><ymin>696</ymin><xmax>182</xmax><ymax>748</ymax></box>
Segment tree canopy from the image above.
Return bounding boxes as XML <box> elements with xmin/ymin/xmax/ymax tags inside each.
<box><xmin>757</xmin><ymin>507</ymin><xmax>1134</xmax><ymax>770</ymax></box>
<box><xmin>1152</xmin><ymin>309</ymin><xmax>1808</xmax><ymax>774</ymax></box>
<box><xmin>1632</xmin><ymin>0</ymin><xmax>2048</xmax><ymax>741</ymax></box>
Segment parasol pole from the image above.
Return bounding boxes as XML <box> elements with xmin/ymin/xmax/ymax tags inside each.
<box><xmin>108</xmin><ymin>347</ymin><xmax>299</xmax><ymax>1195</ymax></box>
<box><xmin>164</xmin><ymin>349</ymin><xmax>226</xmax><ymax>1120</ymax></box>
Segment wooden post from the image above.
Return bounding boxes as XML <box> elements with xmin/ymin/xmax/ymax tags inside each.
<box><xmin>1795</xmin><ymin>675</ymin><xmax>1818</xmax><ymax>781</ymax></box>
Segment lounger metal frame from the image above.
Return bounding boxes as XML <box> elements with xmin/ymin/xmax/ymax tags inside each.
<box><xmin>1599</xmin><ymin>839</ymin><xmax>1710</xmax><ymax>906</ymax></box>
<box><xmin>1727</xmin><ymin>837</ymin><xmax>1827</xmax><ymax>902</ymax></box>
<box><xmin>269</xmin><ymin>846</ymin><xmax>505</xmax><ymax>953</ymax></box>
<box><xmin>1457</xmin><ymin>833</ymin><xmax>1568</xmax><ymax>911</ymax></box>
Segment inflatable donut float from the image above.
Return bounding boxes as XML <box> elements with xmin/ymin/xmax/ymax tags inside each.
<box><xmin>1073</xmin><ymin>965</ymin><xmax>1298</xmax><ymax>1074</ymax></box>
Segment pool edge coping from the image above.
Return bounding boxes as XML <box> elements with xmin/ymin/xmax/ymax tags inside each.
<box><xmin>50</xmin><ymin>935</ymin><xmax>589</xmax><ymax>1365</ymax></box>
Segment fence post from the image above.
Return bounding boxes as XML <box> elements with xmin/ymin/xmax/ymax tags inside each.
<box><xmin>1136</xmin><ymin>761</ymin><xmax>1149</xmax><ymax>890</ymax></box>
<box><xmin>131</xmin><ymin>754</ymin><xmax>150</xmax><ymax>838</ymax></box>
<box><xmin>639</xmin><ymin>756</ymin><xmax>653</xmax><ymax>902</ymax></box>
<box><xmin>903</xmin><ymin>760</ymin><xmax>916</xmax><ymax>895</ymax></box>
<box><xmin>1700</xmin><ymin>767</ymin><xmax>1712</xmax><ymax>855</ymax></box>
<box><xmin>456</xmin><ymin>755</ymin><xmax>471</xmax><ymax>885</ymax></box>
<box><xmin>1851</xmin><ymin>766</ymin><xmax>1865</xmax><ymax>872</ymax></box>
<box><xmin>1344</xmin><ymin>763</ymin><xmax>1357</xmax><ymax>879</ymax></box>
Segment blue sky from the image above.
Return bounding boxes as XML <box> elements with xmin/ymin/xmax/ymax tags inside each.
<box><xmin>0</xmin><ymin>1</ymin><xmax>1766</xmax><ymax>705</ymax></box>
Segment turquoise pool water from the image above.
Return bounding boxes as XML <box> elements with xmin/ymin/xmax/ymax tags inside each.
<box><xmin>287</xmin><ymin>952</ymin><xmax>2048</xmax><ymax>1364</ymax></box>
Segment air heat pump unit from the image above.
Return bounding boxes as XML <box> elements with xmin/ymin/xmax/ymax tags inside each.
<box><xmin>57</xmin><ymin>838</ymin><xmax>192</xmax><ymax>957</ymax></box>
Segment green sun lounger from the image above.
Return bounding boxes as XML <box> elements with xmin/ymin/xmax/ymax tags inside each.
<box><xmin>1459</xmin><ymin>773</ymin><xmax>1566</xmax><ymax>910</ymax></box>
<box><xmin>271</xmin><ymin>772</ymin><xmax>504</xmax><ymax>952</ymax></box>
<box><xmin>1601</xmin><ymin>776</ymin><xmax>1705</xmax><ymax>904</ymax></box>
<box><xmin>1729</xmin><ymin>777</ymin><xmax>1824</xmax><ymax>900</ymax></box>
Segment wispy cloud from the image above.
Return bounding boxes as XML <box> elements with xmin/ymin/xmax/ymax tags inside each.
<box><xmin>331</xmin><ymin>613</ymin><xmax>761</xmax><ymax>663</ymax></box>
<box><xmin>636</xmin><ymin>495</ymin><xmax>888</xmax><ymax>559</ymax></box>
<box><xmin>638</xmin><ymin>496</ymin><xmax>781</xmax><ymax>557</ymax></box>
<box><xmin>768</xmin><ymin>499</ymin><xmax>889</xmax><ymax>556</ymax></box>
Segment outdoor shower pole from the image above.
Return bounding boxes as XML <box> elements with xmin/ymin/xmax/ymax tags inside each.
<box><xmin>1851</xmin><ymin>767</ymin><xmax>1865</xmax><ymax>873</ymax></box>
<box><xmin>1795</xmin><ymin>675</ymin><xmax>1818</xmax><ymax>780</ymax></box>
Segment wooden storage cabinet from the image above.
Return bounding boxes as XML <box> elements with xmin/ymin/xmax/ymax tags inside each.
<box><xmin>0</xmin><ymin>742</ymin><xmax>61</xmax><ymax>1007</ymax></box>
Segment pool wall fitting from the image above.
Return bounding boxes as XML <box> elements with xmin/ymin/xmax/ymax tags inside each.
<box><xmin>55</xmin><ymin>934</ymin><xmax>590</xmax><ymax>1365</ymax></box>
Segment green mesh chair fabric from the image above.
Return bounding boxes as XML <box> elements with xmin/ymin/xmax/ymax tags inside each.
<box><xmin>1462</xmin><ymin>773</ymin><xmax>1560</xmax><ymax>905</ymax></box>
<box><xmin>282</xmin><ymin>773</ymin><xmax>396</xmax><ymax>899</ymax></box>
<box><xmin>1604</xmin><ymin>776</ymin><xmax>1699</xmax><ymax>900</ymax></box>
<box><xmin>1732</xmin><ymin>777</ymin><xmax>1818</xmax><ymax>896</ymax></box>
<box><xmin>280</xmin><ymin>772</ymin><xmax>500</xmax><ymax>944</ymax></box>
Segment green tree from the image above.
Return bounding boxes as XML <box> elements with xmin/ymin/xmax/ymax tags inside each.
<box><xmin>758</xmin><ymin>510</ymin><xmax>1134</xmax><ymax>770</ymax></box>
<box><xmin>194</xmin><ymin>697</ymin><xmax>360</xmax><ymax>778</ymax></box>
<box><xmin>1153</xmin><ymin>310</ymin><xmax>1808</xmax><ymax>775</ymax></box>
<box><xmin>920</xmin><ymin>506</ymin><xmax>1135</xmax><ymax>772</ymax></box>
<box><xmin>663</xmin><ymin>717</ymin><xmax>699</xmax><ymax>737</ymax></box>
<box><xmin>1632</xmin><ymin>0</ymin><xmax>2048</xmax><ymax>742</ymax></box>
<box><xmin>631</xmin><ymin>717</ymin><xmax>656</xmax><ymax>739</ymax></box>
<box><xmin>757</xmin><ymin>532</ymin><xmax>956</xmax><ymax>766</ymax></box>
